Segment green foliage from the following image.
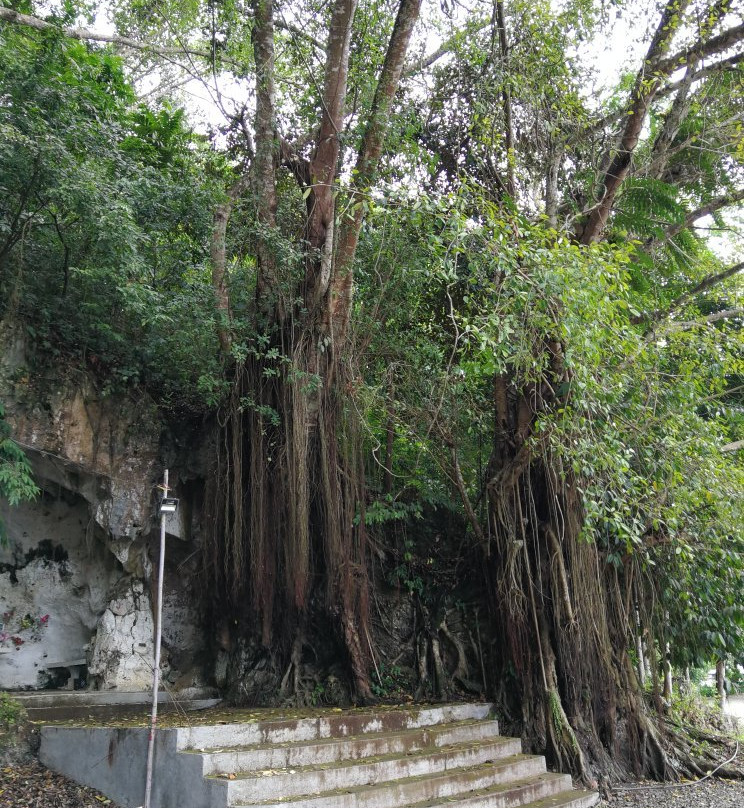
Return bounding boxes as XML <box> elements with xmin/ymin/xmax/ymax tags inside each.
<box><xmin>370</xmin><ymin>662</ymin><xmax>410</xmax><ymax>699</ymax></box>
<box><xmin>0</xmin><ymin>405</ymin><xmax>38</xmax><ymax>508</ymax></box>
<box><xmin>122</xmin><ymin>104</ymin><xmax>191</xmax><ymax>167</ymax></box>
<box><xmin>729</xmin><ymin>665</ymin><xmax>744</xmax><ymax>695</ymax></box>
<box><xmin>356</xmin><ymin>496</ymin><xmax>422</xmax><ymax>527</ymax></box>
<box><xmin>614</xmin><ymin>178</ymin><xmax>686</xmax><ymax>242</ymax></box>
<box><xmin>0</xmin><ymin>404</ymin><xmax>38</xmax><ymax>546</ymax></box>
<box><xmin>0</xmin><ymin>692</ymin><xmax>25</xmax><ymax>733</ymax></box>
<box><xmin>389</xmin><ymin>537</ymin><xmax>426</xmax><ymax>597</ymax></box>
<box><xmin>351</xmin><ymin>176</ymin><xmax>743</xmax><ymax>670</ymax></box>
<box><xmin>0</xmin><ymin>21</ymin><xmax>225</xmax><ymax>409</ymax></box>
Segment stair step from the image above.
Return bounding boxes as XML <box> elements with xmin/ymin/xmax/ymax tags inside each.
<box><xmin>195</xmin><ymin>719</ymin><xmax>501</xmax><ymax>773</ymax></box>
<box><xmin>231</xmin><ymin>755</ymin><xmax>547</xmax><ymax>808</ymax></box>
<box><xmin>519</xmin><ymin>789</ymin><xmax>600</xmax><ymax>808</ymax></box>
<box><xmin>221</xmin><ymin>736</ymin><xmax>521</xmax><ymax>801</ymax></box>
<box><xmin>38</xmin><ymin>701</ymin><xmax>598</xmax><ymax>808</ymax></box>
<box><xmin>13</xmin><ymin>687</ymin><xmax>218</xmax><ymax>708</ymax></box>
<box><xmin>178</xmin><ymin>703</ymin><xmax>493</xmax><ymax>751</ymax></box>
<box><xmin>26</xmin><ymin>699</ymin><xmax>220</xmax><ymax>722</ymax></box>
<box><xmin>398</xmin><ymin>771</ymin><xmax>572</xmax><ymax>808</ymax></box>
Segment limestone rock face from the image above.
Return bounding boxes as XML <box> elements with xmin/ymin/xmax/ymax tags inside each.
<box><xmin>7</xmin><ymin>377</ymin><xmax>161</xmax><ymax>553</ymax></box>
<box><xmin>0</xmin><ymin>328</ymin><xmax>206</xmax><ymax>692</ymax></box>
<box><xmin>88</xmin><ymin>580</ymin><xmax>155</xmax><ymax>690</ymax></box>
<box><xmin>0</xmin><ymin>490</ymin><xmax>119</xmax><ymax>690</ymax></box>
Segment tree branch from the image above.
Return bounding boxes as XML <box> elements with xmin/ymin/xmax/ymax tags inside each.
<box><xmin>576</xmin><ymin>0</ymin><xmax>693</xmax><ymax>245</ymax></box>
<box><xmin>647</xmin><ymin>60</ymin><xmax>698</xmax><ymax>180</ymax></box>
<box><xmin>495</xmin><ymin>0</ymin><xmax>516</xmax><ymax>200</ymax></box>
<box><xmin>579</xmin><ymin>52</ymin><xmax>744</xmax><ymax>142</ymax></box>
<box><xmin>666</xmin><ymin>307</ymin><xmax>742</xmax><ymax>329</ymax></box>
<box><xmin>641</xmin><ymin>112</ymin><xmax>741</xmax><ymax>182</ymax></box>
<box><xmin>402</xmin><ymin>19</ymin><xmax>489</xmax><ymax>78</ymax></box>
<box><xmin>653</xmin><ymin>21</ymin><xmax>744</xmax><ymax>75</ymax></box>
<box><xmin>275</xmin><ymin>18</ymin><xmax>325</xmax><ymax>53</ymax></box>
<box><xmin>701</xmin><ymin>307</ymin><xmax>742</xmax><ymax>323</ymax></box>
<box><xmin>648</xmin><ymin>189</ymin><xmax>744</xmax><ymax>246</ymax></box>
<box><xmin>0</xmin><ymin>5</ymin><xmax>221</xmax><ymax>62</ymax></box>
<box><xmin>331</xmin><ymin>0</ymin><xmax>423</xmax><ymax>344</ymax></box>
<box><xmin>648</xmin><ymin>2</ymin><xmax>736</xmax><ymax>180</ymax></box>
<box><xmin>667</xmin><ymin>262</ymin><xmax>744</xmax><ymax>312</ymax></box>
<box><xmin>634</xmin><ymin>262</ymin><xmax>744</xmax><ymax>326</ymax></box>
<box><xmin>658</xmin><ymin>52</ymin><xmax>744</xmax><ymax>99</ymax></box>
<box><xmin>721</xmin><ymin>439</ymin><xmax>744</xmax><ymax>452</ymax></box>
<box><xmin>442</xmin><ymin>432</ymin><xmax>486</xmax><ymax>546</ymax></box>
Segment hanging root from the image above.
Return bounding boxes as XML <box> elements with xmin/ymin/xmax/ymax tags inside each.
<box><xmin>430</xmin><ymin>633</ymin><xmax>451</xmax><ymax>702</ymax></box>
<box><xmin>439</xmin><ymin>612</ymin><xmax>483</xmax><ymax>695</ymax></box>
<box><xmin>203</xmin><ymin>331</ymin><xmax>376</xmax><ymax>706</ymax></box>
<box><xmin>484</xmin><ymin>426</ymin><xmax>677</xmax><ymax>782</ymax></box>
<box><xmin>415</xmin><ymin>631</ymin><xmax>430</xmax><ymax>700</ymax></box>
<box><xmin>545</xmin><ymin>687</ymin><xmax>589</xmax><ymax>781</ymax></box>
<box><xmin>411</xmin><ymin>603</ymin><xmax>483</xmax><ymax>701</ymax></box>
<box><xmin>413</xmin><ymin>600</ymin><xmax>452</xmax><ymax>702</ymax></box>
<box><xmin>280</xmin><ymin>627</ymin><xmax>308</xmax><ymax>705</ymax></box>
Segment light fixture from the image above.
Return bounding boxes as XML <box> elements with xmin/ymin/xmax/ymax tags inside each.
<box><xmin>159</xmin><ymin>497</ymin><xmax>179</xmax><ymax>514</ymax></box>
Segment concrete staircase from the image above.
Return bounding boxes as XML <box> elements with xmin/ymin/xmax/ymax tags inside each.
<box><xmin>40</xmin><ymin>702</ymin><xmax>599</xmax><ymax>808</ymax></box>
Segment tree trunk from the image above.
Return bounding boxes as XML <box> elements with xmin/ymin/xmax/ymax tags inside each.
<box><xmin>477</xmin><ymin>370</ymin><xmax>671</xmax><ymax>780</ymax></box>
<box><xmin>251</xmin><ymin>0</ymin><xmax>282</xmax><ymax>316</ymax></box>
<box><xmin>716</xmin><ymin>658</ymin><xmax>727</xmax><ymax>711</ymax></box>
<box><xmin>331</xmin><ymin>0</ymin><xmax>423</xmax><ymax>342</ymax></box>
<box><xmin>494</xmin><ymin>1</ymin><xmax>515</xmax><ymax>200</ymax></box>
<box><xmin>577</xmin><ymin>0</ymin><xmax>692</xmax><ymax>244</ymax></box>
<box><xmin>204</xmin><ymin>0</ymin><xmax>422</xmax><ymax>705</ymax></box>
<box><xmin>635</xmin><ymin>607</ymin><xmax>646</xmax><ymax>689</ymax></box>
<box><xmin>663</xmin><ymin>642</ymin><xmax>673</xmax><ymax>701</ymax></box>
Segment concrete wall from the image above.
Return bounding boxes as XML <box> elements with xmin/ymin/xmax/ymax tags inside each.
<box><xmin>40</xmin><ymin>725</ymin><xmax>227</xmax><ymax>808</ymax></box>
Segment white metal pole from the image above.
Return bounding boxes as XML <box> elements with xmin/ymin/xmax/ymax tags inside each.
<box><xmin>144</xmin><ymin>468</ymin><xmax>168</xmax><ymax>808</ymax></box>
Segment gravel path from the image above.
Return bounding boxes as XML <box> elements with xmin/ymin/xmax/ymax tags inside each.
<box><xmin>600</xmin><ymin>778</ymin><xmax>744</xmax><ymax>808</ymax></box>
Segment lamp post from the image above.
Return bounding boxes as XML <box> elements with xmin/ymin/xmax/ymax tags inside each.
<box><xmin>144</xmin><ymin>469</ymin><xmax>178</xmax><ymax>808</ymax></box>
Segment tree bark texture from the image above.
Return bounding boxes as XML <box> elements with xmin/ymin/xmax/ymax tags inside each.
<box><xmin>304</xmin><ymin>0</ymin><xmax>358</xmax><ymax>314</ymax></box>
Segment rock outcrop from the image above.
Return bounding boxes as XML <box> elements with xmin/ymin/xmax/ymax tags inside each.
<box><xmin>0</xmin><ymin>326</ymin><xmax>206</xmax><ymax>691</ymax></box>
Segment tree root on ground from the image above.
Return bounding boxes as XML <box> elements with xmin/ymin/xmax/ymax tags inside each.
<box><xmin>413</xmin><ymin>603</ymin><xmax>482</xmax><ymax>701</ymax></box>
<box><xmin>279</xmin><ymin>630</ymin><xmax>312</xmax><ymax>706</ymax></box>
<box><xmin>439</xmin><ymin>613</ymin><xmax>484</xmax><ymax>695</ymax></box>
<box><xmin>659</xmin><ymin>719</ymin><xmax>744</xmax><ymax>781</ymax></box>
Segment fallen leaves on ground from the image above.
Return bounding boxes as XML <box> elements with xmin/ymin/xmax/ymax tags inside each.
<box><xmin>0</xmin><ymin>760</ymin><xmax>122</xmax><ymax>808</ymax></box>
